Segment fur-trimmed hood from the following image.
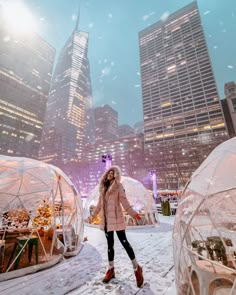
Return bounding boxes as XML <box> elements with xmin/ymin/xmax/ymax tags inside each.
<box><xmin>99</xmin><ymin>165</ymin><xmax>122</xmax><ymax>193</ymax></box>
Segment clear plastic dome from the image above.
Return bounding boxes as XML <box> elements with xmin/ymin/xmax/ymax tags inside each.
<box><xmin>85</xmin><ymin>176</ymin><xmax>159</xmax><ymax>227</ymax></box>
<box><xmin>173</xmin><ymin>138</ymin><xmax>236</xmax><ymax>295</ymax></box>
<box><xmin>0</xmin><ymin>155</ymin><xmax>84</xmax><ymax>281</ymax></box>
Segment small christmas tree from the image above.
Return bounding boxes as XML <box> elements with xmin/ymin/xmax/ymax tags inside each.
<box><xmin>34</xmin><ymin>200</ymin><xmax>52</xmax><ymax>227</ymax></box>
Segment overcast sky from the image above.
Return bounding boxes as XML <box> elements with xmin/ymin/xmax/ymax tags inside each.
<box><xmin>23</xmin><ymin>0</ymin><xmax>236</xmax><ymax>127</ymax></box>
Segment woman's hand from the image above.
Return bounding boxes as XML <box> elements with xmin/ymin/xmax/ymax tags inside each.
<box><xmin>134</xmin><ymin>213</ymin><xmax>141</xmax><ymax>221</ymax></box>
<box><xmin>88</xmin><ymin>216</ymin><xmax>93</xmax><ymax>223</ymax></box>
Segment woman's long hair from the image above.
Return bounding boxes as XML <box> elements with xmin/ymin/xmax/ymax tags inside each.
<box><xmin>104</xmin><ymin>179</ymin><xmax>110</xmax><ymax>190</ymax></box>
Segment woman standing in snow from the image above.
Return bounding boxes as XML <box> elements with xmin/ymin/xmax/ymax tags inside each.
<box><xmin>89</xmin><ymin>165</ymin><xmax>144</xmax><ymax>288</ymax></box>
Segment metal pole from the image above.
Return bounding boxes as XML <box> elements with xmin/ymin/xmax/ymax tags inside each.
<box><xmin>152</xmin><ymin>172</ymin><xmax>157</xmax><ymax>200</ymax></box>
<box><xmin>150</xmin><ymin>169</ymin><xmax>157</xmax><ymax>200</ymax></box>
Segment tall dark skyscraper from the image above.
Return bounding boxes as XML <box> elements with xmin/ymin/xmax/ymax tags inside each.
<box><xmin>223</xmin><ymin>81</ymin><xmax>236</xmax><ymax>136</ymax></box>
<box><xmin>39</xmin><ymin>15</ymin><xmax>94</xmax><ymax>164</ymax></box>
<box><xmin>94</xmin><ymin>104</ymin><xmax>118</xmax><ymax>141</ymax></box>
<box><xmin>139</xmin><ymin>1</ymin><xmax>228</xmax><ymax>189</ymax></box>
<box><xmin>0</xmin><ymin>26</ymin><xmax>55</xmax><ymax>158</ymax></box>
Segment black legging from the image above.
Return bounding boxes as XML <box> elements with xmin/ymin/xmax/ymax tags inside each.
<box><xmin>104</xmin><ymin>227</ymin><xmax>135</xmax><ymax>262</ymax></box>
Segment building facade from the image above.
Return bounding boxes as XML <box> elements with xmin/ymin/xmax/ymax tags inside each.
<box><xmin>63</xmin><ymin>133</ymin><xmax>145</xmax><ymax>195</ymax></box>
<box><xmin>39</xmin><ymin>19</ymin><xmax>94</xmax><ymax>165</ymax></box>
<box><xmin>139</xmin><ymin>1</ymin><xmax>228</xmax><ymax>189</ymax></box>
<box><xmin>94</xmin><ymin>104</ymin><xmax>118</xmax><ymax>141</ymax></box>
<box><xmin>223</xmin><ymin>81</ymin><xmax>236</xmax><ymax>136</ymax></box>
<box><xmin>220</xmin><ymin>100</ymin><xmax>235</xmax><ymax>138</ymax></box>
<box><xmin>0</xmin><ymin>28</ymin><xmax>55</xmax><ymax>158</ymax></box>
<box><xmin>134</xmin><ymin>121</ymin><xmax>144</xmax><ymax>134</ymax></box>
<box><xmin>117</xmin><ymin>124</ymin><xmax>134</xmax><ymax>138</ymax></box>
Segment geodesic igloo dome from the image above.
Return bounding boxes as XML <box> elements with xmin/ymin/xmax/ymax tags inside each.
<box><xmin>85</xmin><ymin>176</ymin><xmax>159</xmax><ymax>227</ymax></box>
<box><xmin>173</xmin><ymin>137</ymin><xmax>236</xmax><ymax>295</ymax></box>
<box><xmin>0</xmin><ymin>155</ymin><xmax>84</xmax><ymax>281</ymax></box>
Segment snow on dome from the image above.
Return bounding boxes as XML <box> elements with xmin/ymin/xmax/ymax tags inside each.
<box><xmin>173</xmin><ymin>137</ymin><xmax>236</xmax><ymax>294</ymax></box>
<box><xmin>0</xmin><ymin>155</ymin><xmax>84</xmax><ymax>281</ymax></box>
<box><xmin>85</xmin><ymin>176</ymin><xmax>159</xmax><ymax>227</ymax></box>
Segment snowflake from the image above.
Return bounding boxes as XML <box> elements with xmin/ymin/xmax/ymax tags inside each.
<box><xmin>142</xmin><ymin>14</ymin><xmax>150</xmax><ymax>21</ymax></box>
<box><xmin>25</xmin><ymin>134</ymin><xmax>34</xmax><ymax>142</ymax></box>
<box><xmin>101</xmin><ymin>67</ymin><xmax>111</xmax><ymax>77</ymax></box>
<box><xmin>142</xmin><ymin>11</ymin><xmax>155</xmax><ymax>21</ymax></box>
<box><xmin>3</xmin><ymin>36</ymin><xmax>10</xmax><ymax>42</ymax></box>
<box><xmin>160</xmin><ymin>11</ymin><xmax>170</xmax><ymax>22</ymax></box>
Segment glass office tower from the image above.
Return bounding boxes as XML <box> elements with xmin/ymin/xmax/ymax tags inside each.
<box><xmin>139</xmin><ymin>1</ymin><xmax>228</xmax><ymax>189</ymax></box>
<box><xmin>0</xmin><ymin>26</ymin><xmax>55</xmax><ymax>158</ymax></box>
<box><xmin>39</xmin><ymin>18</ymin><xmax>94</xmax><ymax>165</ymax></box>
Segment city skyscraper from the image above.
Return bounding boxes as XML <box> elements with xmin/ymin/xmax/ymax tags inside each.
<box><xmin>39</xmin><ymin>13</ymin><xmax>94</xmax><ymax>165</ymax></box>
<box><xmin>94</xmin><ymin>104</ymin><xmax>118</xmax><ymax>142</ymax></box>
<box><xmin>220</xmin><ymin>100</ymin><xmax>235</xmax><ymax>138</ymax></box>
<box><xmin>0</xmin><ymin>26</ymin><xmax>55</xmax><ymax>158</ymax></box>
<box><xmin>223</xmin><ymin>81</ymin><xmax>236</xmax><ymax>136</ymax></box>
<box><xmin>139</xmin><ymin>1</ymin><xmax>228</xmax><ymax>189</ymax></box>
<box><xmin>134</xmin><ymin>121</ymin><xmax>144</xmax><ymax>134</ymax></box>
<box><xmin>117</xmin><ymin>124</ymin><xmax>134</xmax><ymax>138</ymax></box>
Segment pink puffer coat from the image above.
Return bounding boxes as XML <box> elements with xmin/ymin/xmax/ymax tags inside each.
<box><xmin>92</xmin><ymin>165</ymin><xmax>137</xmax><ymax>232</ymax></box>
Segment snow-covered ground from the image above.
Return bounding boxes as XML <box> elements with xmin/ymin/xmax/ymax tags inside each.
<box><xmin>0</xmin><ymin>215</ymin><xmax>177</xmax><ymax>295</ymax></box>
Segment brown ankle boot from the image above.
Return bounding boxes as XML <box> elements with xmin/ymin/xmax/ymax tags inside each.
<box><xmin>135</xmin><ymin>265</ymin><xmax>144</xmax><ymax>288</ymax></box>
<box><xmin>102</xmin><ymin>267</ymin><xmax>115</xmax><ymax>283</ymax></box>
